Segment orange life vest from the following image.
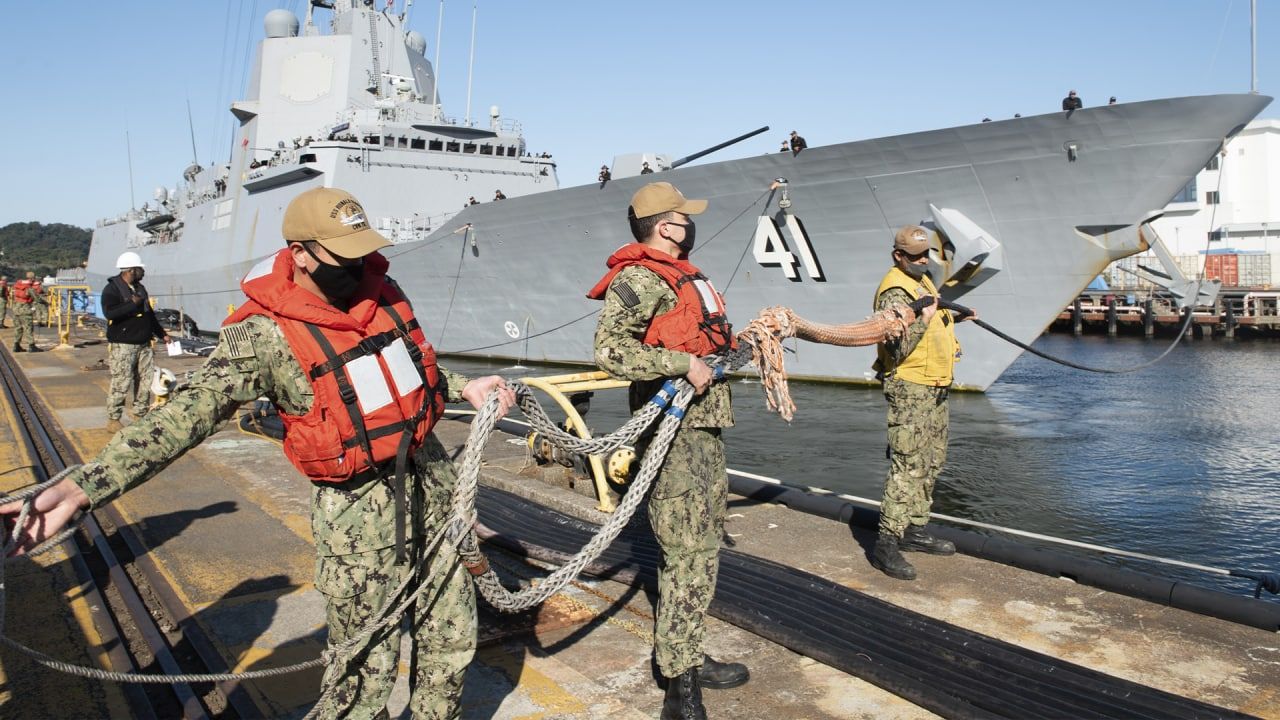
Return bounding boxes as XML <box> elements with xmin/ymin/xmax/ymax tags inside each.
<box><xmin>226</xmin><ymin>249</ymin><xmax>445</xmax><ymax>485</ymax></box>
<box><xmin>587</xmin><ymin>243</ymin><xmax>736</xmax><ymax>356</ymax></box>
<box><xmin>12</xmin><ymin>279</ymin><xmax>36</xmax><ymax>304</ymax></box>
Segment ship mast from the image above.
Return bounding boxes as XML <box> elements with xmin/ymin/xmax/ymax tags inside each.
<box><xmin>432</xmin><ymin>0</ymin><xmax>444</xmax><ymax>121</ymax></box>
<box><xmin>465</xmin><ymin>3</ymin><xmax>477</xmax><ymax>127</ymax></box>
<box><xmin>1250</xmin><ymin>0</ymin><xmax>1258</xmax><ymax>93</ymax></box>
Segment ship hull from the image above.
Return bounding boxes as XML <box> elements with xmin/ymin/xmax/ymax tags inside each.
<box><xmin>89</xmin><ymin>94</ymin><xmax>1271</xmax><ymax>389</ymax></box>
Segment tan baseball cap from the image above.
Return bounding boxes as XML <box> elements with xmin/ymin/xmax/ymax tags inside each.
<box><xmin>893</xmin><ymin>225</ymin><xmax>930</xmax><ymax>254</ymax></box>
<box><xmin>630</xmin><ymin>182</ymin><xmax>707</xmax><ymax>219</ymax></box>
<box><xmin>282</xmin><ymin>187</ymin><xmax>390</xmax><ymax>258</ymax></box>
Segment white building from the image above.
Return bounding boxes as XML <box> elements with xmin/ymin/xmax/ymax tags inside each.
<box><xmin>1139</xmin><ymin>118</ymin><xmax>1280</xmax><ymax>288</ymax></box>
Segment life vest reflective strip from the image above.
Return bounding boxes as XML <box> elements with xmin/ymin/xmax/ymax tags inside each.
<box><xmin>873</xmin><ymin>267</ymin><xmax>959</xmax><ymax>386</ymax></box>
<box><xmin>587</xmin><ymin>243</ymin><xmax>736</xmax><ymax>356</ymax></box>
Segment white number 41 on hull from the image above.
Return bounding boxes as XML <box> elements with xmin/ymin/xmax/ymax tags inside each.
<box><xmin>753</xmin><ymin>214</ymin><xmax>825</xmax><ymax>281</ymax></box>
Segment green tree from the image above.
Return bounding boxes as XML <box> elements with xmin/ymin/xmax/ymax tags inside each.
<box><xmin>0</xmin><ymin>222</ymin><xmax>91</xmax><ymax>278</ymax></box>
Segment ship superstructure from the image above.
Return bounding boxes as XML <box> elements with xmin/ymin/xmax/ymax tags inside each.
<box><xmin>88</xmin><ymin>1</ymin><xmax>1271</xmax><ymax>389</ymax></box>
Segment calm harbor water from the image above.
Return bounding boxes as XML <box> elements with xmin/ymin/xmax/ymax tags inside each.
<box><xmin>444</xmin><ymin>334</ymin><xmax>1280</xmax><ymax>597</ymax></box>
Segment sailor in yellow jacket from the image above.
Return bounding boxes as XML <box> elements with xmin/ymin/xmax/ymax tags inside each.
<box><xmin>869</xmin><ymin>225</ymin><xmax>976</xmax><ymax>580</ymax></box>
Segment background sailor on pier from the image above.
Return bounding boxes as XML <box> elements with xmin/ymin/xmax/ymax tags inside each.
<box><xmin>10</xmin><ymin>271</ymin><xmax>45</xmax><ymax>353</ymax></box>
<box><xmin>870</xmin><ymin>225</ymin><xmax>973</xmax><ymax>581</ymax></box>
<box><xmin>0</xmin><ymin>275</ymin><xmax>9</xmax><ymax>328</ymax></box>
<box><xmin>0</xmin><ymin>187</ymin><xmax>516</xmax><ymax>719</ymax></box>
<box><xmin>101</xmin><ymin>251</ymin><xmax>170</xmax><ymax>426</ymax></box>
<box><xmin>588</xmin><ymin>181</ymin><xmax>749</xmax><ymax>720</ymax></box>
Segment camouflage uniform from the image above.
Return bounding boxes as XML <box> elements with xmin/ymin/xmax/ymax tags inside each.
<box><xmin>106</xmin><ymin>342</ymin><xmax>155</xmax><ymax>419</ymax></box>
<box><xmin>875</xmin><ymin>286</ymin><xmax>950</xmax><ymax>538</ymax></box>
<box><xmin>594</xmin><ymin>265</ymin><xmax>733</xmax><ymax>679</ymax></box>
<box><xmin>0</xmin><ymin>281</ymin><xmax>9</xmax><ymax>327</ymax></box>
<box><xmin>11</xmin><ymin>287</ymin><xmax>45</xmax><ymax>349</ymax></box>
<box><xmin>70</xmin><ymin>313</ymin><xmax>477</xmax><ymax>719</ymax></box>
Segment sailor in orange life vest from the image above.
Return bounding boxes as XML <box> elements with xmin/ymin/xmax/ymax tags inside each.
<box><xmin>0</xmin><ymin>187</ymin><xmax>516</xmax><ymax>719</ymax></box>
<box><xmin>10</xmin><ymin>271</ymin><xmax>47</xmax><ymax>352</ymax></box>
<box><xmin>588</xmin><ymin>181</ymin><xmax>748</xmax><ymax>720</ymax></box>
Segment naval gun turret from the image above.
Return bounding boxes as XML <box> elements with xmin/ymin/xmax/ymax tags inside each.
<box><xmin>610</xmin><ymin>125</ymin><xmax>769</xmax><ymax>179</ymax></box>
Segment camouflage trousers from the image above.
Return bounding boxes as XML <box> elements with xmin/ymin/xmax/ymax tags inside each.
<box><xmin>878</xmin><ymin>376</ymin><xmax>950</xmax><ymax>538</ymax></box>
<box><xmin>643</xmin><ymin>426</ymin><xmax>727</xmax><ymax>678</ymax></box>
<box><xmin>312</xmin><ymin>460</ymin><xmax>477</xmax><ymax>720</ymax></box>
<box><xmin>107</xmin><ymin>343</ymin><xmax>155</xmax><ymax>419</ymax></box>
<box><xmin>0</xmin><ymin>298</ymin><xmax>7</xmax><ymax>326</ymax></box>
<box><xmin>11</xmin><ymin>304</ymin><xmax>35</xmax><ymax>348</ymax></box>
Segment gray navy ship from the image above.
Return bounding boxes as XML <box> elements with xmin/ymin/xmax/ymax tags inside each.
<box><xmin>86</xmin><ymin>1</ymin><xmax>1272</xmax><ymax>390</ymax></box>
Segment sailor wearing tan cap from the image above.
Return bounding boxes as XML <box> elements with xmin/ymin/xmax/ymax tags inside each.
<box><xmin>869</xmin><ymin>225</ymin><xmax>975</xmax><ymax>581</ymax></box>
<box><xmin>2</xmin><ymin>187</ymin><xmax>516</xmax><ymax>719</ymax></box>
<box><xmin>588</xmin><ymin>182</ymin><xmax>749</xmax><ymax>719</ymax></box>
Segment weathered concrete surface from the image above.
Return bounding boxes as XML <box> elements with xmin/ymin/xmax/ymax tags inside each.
<box><xmin>5</xmin><ymin>329</ymin><xmax>1278</xmax><ymax>719</ymax></box>
<box><xmin>0</xmin><ymin>335</ymin><xmax>131</xmax><ymax>718</ymax></box>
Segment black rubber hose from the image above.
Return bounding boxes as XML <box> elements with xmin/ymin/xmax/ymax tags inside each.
<box><xmin>936</xmin><ymin>297</ymin><xmax>1196</xmax><ymax>375</ymax></box>
<box><xmin>727</xmin><ymin>475</ymin><xmax>1280</xmax><ymax>632</ymax></box>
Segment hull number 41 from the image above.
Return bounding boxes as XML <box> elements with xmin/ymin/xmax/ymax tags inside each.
<box><xmin>753</xmin><ymin>214</ymin><xmax>824</xmax><ymax>281</ymax></box>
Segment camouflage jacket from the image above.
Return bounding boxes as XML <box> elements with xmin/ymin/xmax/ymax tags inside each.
<box><xmin>71</xmin><ymin>313</ymin><xmax>471</xmax><ymax>556</ymax></box>
<box><xmin>593</xmin><ymin>265</ymin><xmax>733</xmax><ymax>428</ymax></box>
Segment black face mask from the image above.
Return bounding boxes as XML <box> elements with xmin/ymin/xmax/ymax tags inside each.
<box><xmin>675</xmin><ymin>221</ymin><xmax>697</xmax><ymax>255</ymax></box>
<box><xmin>304</xmin><ymin>245</ymin><xmax>364</xmax><ymax>301</ymax></box>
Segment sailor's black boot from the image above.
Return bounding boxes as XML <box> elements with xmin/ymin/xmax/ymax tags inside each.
<box><xmin>26</xmin><ymin>345</ymin><xmax>40</xmax><ymax>353</ymax></box>
<box><xmin>900</xmin><ymin>524</ymin><xmax>956</xmax><ymax>555</ymax></box>
<box><xmin>871</xmin><ymin>534</ymin><xmax>917</xmax><ymax>580</ymax></box>
<box><xmin>661</xmin><ymin>668</ymin><xmax>707</xmax><ymax>720</ymax></box>
<box><xmin>699</xmin><ymin>654</ymin><xmax>749</xmax><ymax>689</ymax></box>
<box><xmin>12</xmin><ymin>343</ymin><xmax>23</xmax><ymax>352</ymax></box>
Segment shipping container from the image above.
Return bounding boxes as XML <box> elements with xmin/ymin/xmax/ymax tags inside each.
<box><xmin>1177</xmin><ymin>254</ymin><xmax>1202</xmax><ymax>280</ymax></box>
<box><xmin>1237</xmin><ymin>253</ymin><xmax>1272</xmax><ymax>288</ymax></box>
<box><xmin>1203</xmin><ymin>253</ymin><xmax>1239</xmax><ymax>286</ymax></box>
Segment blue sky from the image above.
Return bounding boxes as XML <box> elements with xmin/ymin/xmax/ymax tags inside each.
<box><xmin>2</xmin><ymin>0</ymin><xmax>1275</xmax><ymax>228</ymax></box>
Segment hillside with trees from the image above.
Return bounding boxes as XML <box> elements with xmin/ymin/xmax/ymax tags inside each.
<box><xmin>0</xmin><ymin>222</ymin><xmax>91</xmax><ymax>278</ymax></box>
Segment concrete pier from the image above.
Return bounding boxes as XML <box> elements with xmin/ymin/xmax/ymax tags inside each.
<box><xmin>2</xmin><ymin>328</ymin><xmax>1278</xmax><ymax>719</ymax></box>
